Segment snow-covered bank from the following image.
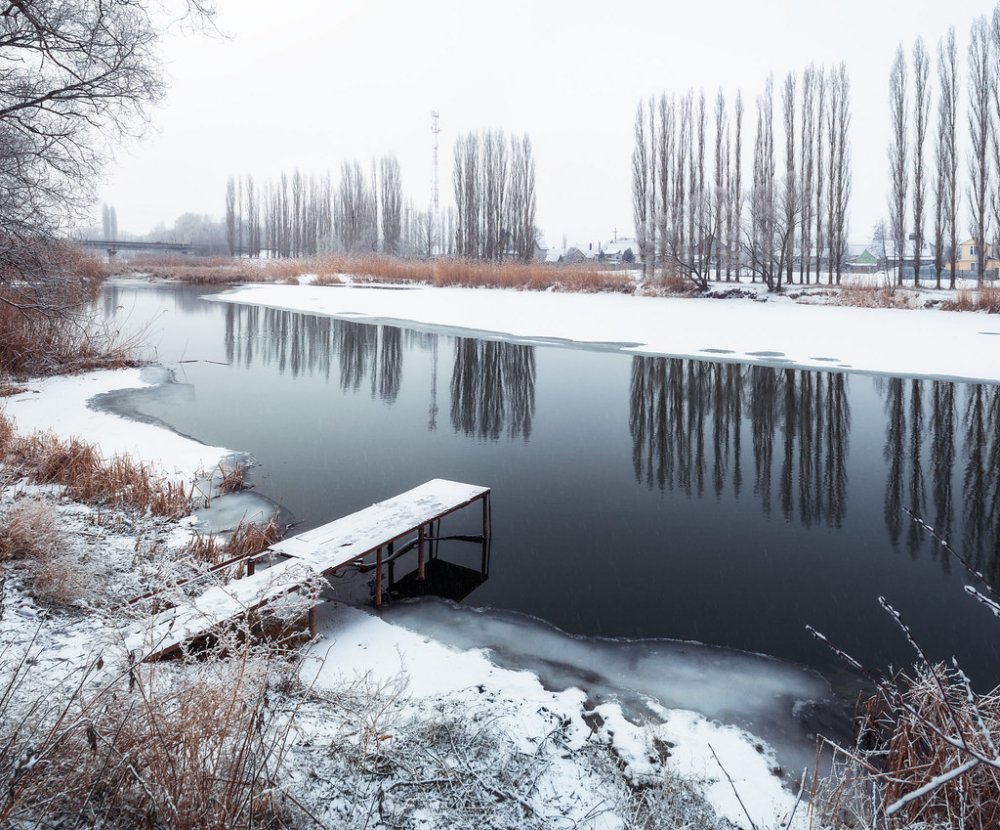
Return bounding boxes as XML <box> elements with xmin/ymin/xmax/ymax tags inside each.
<box><xmin>3</xmin><ymin>366</ymin><xmax>231</xmax><ymax>480</ymax></box>
<box><xmin>0</xmin><ymin>358</ymin><xmax>817</xmax><ymax>828</ymax></box>
<box><xmin>212</xmin><ymin>282</ymin><xmax>1000</xmax><ymax>384</ymax></box>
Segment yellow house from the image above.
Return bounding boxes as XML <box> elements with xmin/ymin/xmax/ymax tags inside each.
<box><xmin>950</xmin><ymin>238</ymin><xmax>1000</xmax><ymax>275</ymax></box>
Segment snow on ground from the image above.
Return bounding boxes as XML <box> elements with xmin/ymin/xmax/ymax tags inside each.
<box><xmin>211</xmin><ymin>282</ymin><xmax>1000</xmax><ymax>384</ymax></box>
<box><xmin>0</xmin><ymin>282</ymin><xmax>894</xmax><ymax>827</ymax></box>
<box><xmin>3</xmin><ymin>366</ymin><xmax>231</xmax><ymax>481</ymax></box>
<box><xmin>301</xmin><ymin>601</ymin><xmax>803</xmax><ymax>828</ymax></box>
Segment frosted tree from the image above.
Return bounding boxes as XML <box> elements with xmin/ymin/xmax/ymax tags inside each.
<box><xmin>937</xmin><ymin>27</ymin><xmax>959</xmax><ymax>288</ymax></box>
<box><xmin>912</xmin><ymin>38</ymin><xmax>930</xmax><ymax>287</ymax></box>
<box><xmin>225</xmin><ymin>178</ymin><xmax>237</xmax><ymax>255</ymax></box>
<box><xmin>782</xmin><ymin>72</ymin><xmax>797</xmax><ymax>286</ymax></box>
<box><xmin>888</xmin><ymin>45</ymin><xmax>909</xmax><ymax>286</ymax></box>
<box><xmin>827</xmin><ymin>64</ymin><xmax>852</xmax><ymax>284</ymax></box>
<box><xmin>631</xmin><ymin>101</ymin><xmax>651</xmax><ymax>275</ymax></box>
<box><xmin>799</xmin><ymin>66</ymin><xmax>816</xmax><ymax>283</ymax></box>
<box><xmin>968</xmin><ymin>15</ymin><xmax>991</xmax><ymax>286</ymax></box>
<box><xmin>380</xmin><ymin>155</ymin><xmax>402</xmax><ymax>255</ymax></box>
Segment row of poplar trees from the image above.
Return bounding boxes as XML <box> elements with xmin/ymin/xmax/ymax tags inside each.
<box><xmin>632</xmin><ymin>66</ymin><xmax>851</xmax><ymax>291</ymax></box>
<box><xmin>452</xmin><ymin>130</ymin><xmax>538</xmax><ymax>261</ymax></box>
<box><xmin>887</xmin><ymin>10</ymin><xmax>1000</xmax><ymax>290</ymax></box>
<box><xmin>224</xmin><ymin>157</ymin><xmax>417</xmax><ymax>259</ymax></box>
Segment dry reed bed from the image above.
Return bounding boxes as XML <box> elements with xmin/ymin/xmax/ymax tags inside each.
<box><xmin>941</xmin><ymin>285</ymin><xmax>1000</xmax><ymax>313</ymax></box>
<box><xmin>0</xmin><ymin>245</ymin><xmax>134</xmax><ymax>377</ymax></box>
<box><xmin>0</xmin><ymin>411</ymin><xmax>191</xmax><ymax>518</ymax></box>
<box><xmin>0</xmin><ymin>641</ymin><xmax>305</xmax><ymax>828</ymax></box>
<box><xmin>123</xmin><ymin>253</ymin><xmax>633</xmax><ymax>292</ymax></box>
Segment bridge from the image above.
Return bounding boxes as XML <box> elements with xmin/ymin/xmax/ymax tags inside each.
<box><xmin>76</xmin><ymin>239</ymin><xmax>192</xmax><ymax>256</ymax></box>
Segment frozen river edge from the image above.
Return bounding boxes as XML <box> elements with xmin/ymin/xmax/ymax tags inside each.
<box><xmin>5</xmin><ymin>281</ymin><xmax>951</xmax><ymax>827</ymax></box>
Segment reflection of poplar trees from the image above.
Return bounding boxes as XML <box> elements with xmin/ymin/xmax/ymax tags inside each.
<box><xmin>222</xmin><ymin>305</ymin><xmax>405</xmax><ymax>401</ymax></box>
<box><xmin>879</xmin><ymin>378</ymin><xmax>1000</xmax><ymax>584</ymax></box>
<box><xmin>628</xmin><ymin>358</ymin><xmax>849</xmax><ymax>525</ymax></box>
<box><xmin>450</xmin><ymin>339</ymin><xmax>536</xmax><ymax>441</ymax></box>
<box><xmin>962</xmin><ymin>385</ymin><xmax>1000</xmax><ymax>582</ymax></box>
<box><xmin>882</xmin><ymin>378</ymin><xmax>930</xmax><ymax>554</ymax></box>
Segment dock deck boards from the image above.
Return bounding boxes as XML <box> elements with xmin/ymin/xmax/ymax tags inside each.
<box><xmin>128</xmin><ymin>478</ymin><xmax>490</xmax><ymax>661</ymax></box>
<box><xmin>270</xmin><ymin>478</ymin><xmax>489</xmax><ymax>571</ymax></box>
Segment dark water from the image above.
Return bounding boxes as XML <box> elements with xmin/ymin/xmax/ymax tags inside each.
<box><xmin>98</xmin><ymin>281</ymin><xmax>1000</xmax><ymax>688</ymax></box>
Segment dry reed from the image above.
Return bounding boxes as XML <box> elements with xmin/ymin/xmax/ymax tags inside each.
<box><xmin>0</xmin><ymin>244</ymin><xmax>131</xmax><ymax>377</ymax></box>
<box><xmin>0</xmin><ymin>644</ymin><xmax>304</xmax><ymax>828</ymax></box>
<box><xmin>185</xmin><ymin>517</ymin><xmax>281</xmax><ymax>567</ymax></box>
<box><xmin>829</xmin><ymin>284</ymin><xmax>918</xmax><ymax>309</ymax></box>
<box><xmin>120</xmin><ymin>252</ymin><xmax>634</xmax><ymax>293</ymax></box>
<box><xmin>0</xmin><ymin>412</ymin><xmax>191</xmax><ymax>518</ymax></box>
<box><xmin>941</xmin><ymin>285</ymin><xmax>1000</xmax><ymax>313</ymax></box>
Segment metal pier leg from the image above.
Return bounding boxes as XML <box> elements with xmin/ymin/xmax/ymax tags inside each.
<box><xmin>418</xmin><ymin>524</ymin><xmax>426</xmax><ymax>581</ymax></box>
<box><xmin>375</xmin><ymin>546</ymin><xmax>383</xmax><ymax>608</ymax></box>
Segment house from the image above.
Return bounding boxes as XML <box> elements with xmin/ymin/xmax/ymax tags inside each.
<box><xmin>846</xmin><ymin>248</ymin><xmax>880</xmax><ymax>274</ymax></box>
<box><xmin>949</xmin><ymin>238</ymin><xmax>1000</xmax><ymax>278</ymax></box>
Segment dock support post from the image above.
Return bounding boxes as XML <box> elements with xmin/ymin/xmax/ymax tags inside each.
<box><xmin>308</xmin><ymin>603</ymin><xmax>317</xmax><ymax>639</ymax></box>
<box><xmin>247</xmin><ymin>557</ymin><xmax>255</xmax><ymax>577</ymax></box>
<box><xmin>418</xmin><ymin>524</ymin><xmax>426</xmax><ymax>581</ymax></box>
<box><xmin>375</xmin><ymin>546</ymin><xmax>383</xmax><ymax>608</ymax></box>
<box><xmin>482</xmin><ymin>492</ymin><xmax>491</xmax><ymax>539</ymax></box>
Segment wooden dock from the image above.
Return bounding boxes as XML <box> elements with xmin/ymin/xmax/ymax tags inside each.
<box><xmin>127</xmin><ymin>479</ymin><xmax>491</xmax><ymax>662</ymax></box>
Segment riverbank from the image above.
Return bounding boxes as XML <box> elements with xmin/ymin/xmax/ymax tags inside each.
<box><xmin>210</xmin><ymin>280</ymin><xmax>1000</xmax><ymax>384</ymax></box>
<box><xmin>0</xmin><ymin>366</ymin><xmax>809</xmax><ymax>828</ymax></box>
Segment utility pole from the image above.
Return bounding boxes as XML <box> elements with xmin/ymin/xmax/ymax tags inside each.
<box><xmin>431</xmin><ymin>111</ymin><xmax>440</xmax><ymax>255</ymax></box>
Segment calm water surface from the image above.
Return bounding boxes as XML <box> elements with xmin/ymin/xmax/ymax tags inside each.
<box><xmin>98</xmin><ymin>281</ymin><xmax>1000</xmax><ymax>688</ymax></box>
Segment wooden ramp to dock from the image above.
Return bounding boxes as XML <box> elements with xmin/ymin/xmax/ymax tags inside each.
<box><xmin>127</xmin><ymin>479</ymin><xmax>490</xmax><ymax>662</ymax></box>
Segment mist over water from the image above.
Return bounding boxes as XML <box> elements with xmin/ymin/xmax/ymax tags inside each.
<box><xmin>98</xmin><ymin>280</ymin><xmax>1000</xmax><ymax>691</ymax></box>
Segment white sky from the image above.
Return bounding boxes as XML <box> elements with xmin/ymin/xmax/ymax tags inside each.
<box><xmin>98</xmin><ymin>0</ymin><xmax>999</xmax><ymax>248</ymax></box>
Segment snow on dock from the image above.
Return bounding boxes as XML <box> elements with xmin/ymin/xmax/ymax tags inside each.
<box><xmin>128</xmin><ymin>479</ymin><xmax>491</xmax><ymax>661</ymax></box>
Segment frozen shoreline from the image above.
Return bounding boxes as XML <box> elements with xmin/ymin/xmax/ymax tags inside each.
<box><xmin>3</xmin><ymin>281</ymin><xmax>917</xmax><ymax>826</ymax></box>
<box><xmin>209</xmin><ymin>281</ymin><xmax>1000</xmax><ymax>384</ymax></box>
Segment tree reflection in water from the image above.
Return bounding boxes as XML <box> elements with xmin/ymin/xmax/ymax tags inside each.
<box><xmin>223</xmin><ymin>304</ymin><xmax>405</xmax><ymax>401</ymax></box>
<box><xmin>878</xmin><ymin>377</ymin><xmax>1000</xmax><ymax>583</ymax></box>
<box><xmin>450</xmin><ymin>338</ymin><xmax>536</xmax><ymax>441</ymax></box>
<box><xmin>629</xmin><ymin>357</ymin><xmax>850</xmax><ymax>527</ymax></box>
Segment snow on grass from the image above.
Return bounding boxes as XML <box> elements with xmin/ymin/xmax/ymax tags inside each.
<box><xmin>302</xmin><ymin>601</ymin><xmax>804</xmax><ymax>828</ymax></box>
<box><xmin>211</xmin><ymin>282</ymin><xmax>1000</xmax><ymax>384</ymax></box>
<box><xmin>2</xmin><ymin>366</ymin><xmax>232</xmax><ymax>481</ymax></box>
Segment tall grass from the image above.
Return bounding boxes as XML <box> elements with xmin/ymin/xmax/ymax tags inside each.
<box><xmin>0</xmin><ymin>243</ymin><xmax>131</xmax><ymax>377</ymax></box>
<box><xmin>941</xmin><ymin>285</ymin><xmax>1000</xmax><ymax>313</ymax></box>
<box><xmin>0</xmin><ymin>643</ymin><xmax>305</xmax><ymax>828</ymax></box>
<box><xmin>0</xmin><ymin>411</ymin><xmax>191</xmax><ymax>518</ymax></box>
<box><xmin>121</xmin><ymin>252</ymin><xmax>634</xmax><ymax>292</ymax></box>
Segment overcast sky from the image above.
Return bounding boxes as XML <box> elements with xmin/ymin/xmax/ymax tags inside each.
<box><xmin>99</xmin><ymin>0</ymin><xmax>999</xmax><ymax>248</ymax></box>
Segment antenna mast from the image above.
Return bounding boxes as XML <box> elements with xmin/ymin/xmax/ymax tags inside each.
<box><xmin>431</xmin><ymin>111</ymin><xmax>440</xmax><ymax>216</ymax></box>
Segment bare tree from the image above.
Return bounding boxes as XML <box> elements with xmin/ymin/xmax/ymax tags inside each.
<box><xmin>782</xmin><ymin>72</ymin><xmax>797</xmax><ymax>286</ymax></box>
<box><xmin>828</xmin><ymin>64</ymin><xmax>852</xmax><ymax>285</ymax></box>
<box><xmin>380</xmin><ymin>155</ymin><xmax>402</xmax><ymax>255</ymax></box>
<box><xmin>814</xmin><ymin>67</ymin><xmax>827</xmax><ymax>280</ymax></box>
<box><xmin>938</xmin><ymin>27</ymin><xmax>960</xmax><ymax>289</ymax></box>
<box><xmin>912</xmin><ymin>38</ymin><xmax>930</xmax><ymax>287</ymax></box>
<box><xmin>713</xmin><ymin>90</ymin><xmax>727</xmax><ymax>282</ymax></box>
<box><xmin>729</xmin><ymin>93</ymin><xmax>744</xmax><ymax>281</ymax></box>
<box><xmin>657</xmin><ymin>94</ymin><xmax>674</xmax><ymax>273</ymax></box>
<box><xmin>632</xmin><ymin>101</ymin><xmax>651</xmax><ymax>275</ymax></box>
<box><xmin>968</xmin><ymin>15</ymin><xmax>991</xmax><ymax>286</ymax></box>
<box><xmin>225</xmin><ymin>178</ymin><xmax>237</xmax><ymax>256</ymax></box>
<box><xmin>888</xmin><ymin>45</ymin><xmax>909</xmax><ymax>287</ymax></box>
<box><xmin>800</xmin><ymin>66</ymin><xmax>816</xmax><ymax>284</ymax></box>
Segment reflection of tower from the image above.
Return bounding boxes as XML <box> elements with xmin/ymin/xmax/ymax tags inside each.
<box><xmin>431</xmin><ymin>111</ymin><xmax>440</xmax><ymax>254</ymax></box>
<box><xmin>428</xmin><ymin>336</ymin><xmax>439</xmax><ymax>430</ymax></box>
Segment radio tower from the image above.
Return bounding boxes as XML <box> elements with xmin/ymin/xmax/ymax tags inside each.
<box><xmin>430</xmin><ymin>111</ymin><xmax>440</xmax><ymax>216</ymax></box>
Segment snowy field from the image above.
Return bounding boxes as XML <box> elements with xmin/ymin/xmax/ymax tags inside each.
<box><xmin>11</xmin><ymin>279</ymin><xmax>994</xmax><ymax>826</ymax></box>
<box><xmin>212</xmin><ymin>281</ymin><xmax>1000</xmax><ymax>384</ymax></box>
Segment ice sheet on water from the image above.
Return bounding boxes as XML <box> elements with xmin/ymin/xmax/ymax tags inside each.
<box><xmin>189</xmin><ymin>489</ymin><xmax>286</xmax><ymax>534</ymax></box>
<box><xmin>382</xmin><ymin>598</ymin><xmax>847</xmax><ymax>778</ymax></box>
